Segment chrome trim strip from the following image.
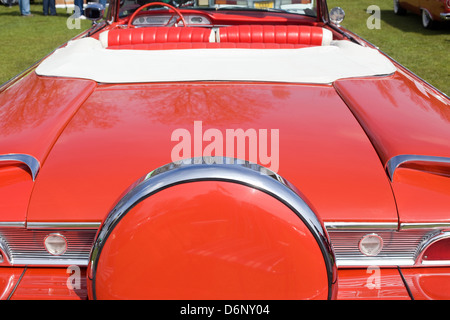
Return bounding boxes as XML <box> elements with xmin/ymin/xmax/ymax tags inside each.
<box><xmin>328</xmin><ymin>222</ymin><xmax>450</xmax><ymax>231</ymax></box>
<box><xmin>10</xmin><ymin>259</ymin><xmax>90</xmax><ymax>267</ymax></box>
<box><xmin>90</xmin><ymin>157</ymin><xmax>337</xmax><ymax>299</ymax></box>
<box><xmin>337</xmin><ymin>259</ymin><xmax>415</xmax><ymax>267</ymax></box>
<box><xmin>325</xmin><ymin>222</ymin><xmax>398</xmax><ymax>230</ymax></box>
<box><xmin>0</xmin><ymin>154</ymin><xmax>40</xmax><ymax>181</ymax></box>
<box><xmin>27</xmin><ymin>222</ymin><xmax>101</xmax><ymax>229</ymax></box>
<box><xmin>0</xmin><ymin>222</ymin><xmax>26</xmax><ymax>228</ymax></box>
<box><xmin>422</xmin><ymin>260</ymin><xmax>450</xmax><ymax>266</ymax></box>
<box><xmin>0</xmin><ymin>222</ymin><xmax>101</xmax><ymax>229</ymax></box>
<box><xmin>386</xmin><ymin>154</ymin><xmax>450</xmax><ymax>181</ymax></box>
<box><xmin>401</xmin><ymin>222</ymin><xmax>450</xmax><ymax>230</ymax></box>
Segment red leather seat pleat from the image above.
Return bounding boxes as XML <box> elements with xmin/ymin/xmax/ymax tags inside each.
<box><xmin>107</xmin><ymin>27</ymin><xmax>212</xmax><ymax>47</ymax></box>
<box><xmin>219</xmin><ymin>25</ymin><xmax>325</xmax><ymax>46</ymax></box>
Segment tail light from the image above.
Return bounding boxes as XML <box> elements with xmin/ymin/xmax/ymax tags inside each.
<box><xmin>326</xmin><ymin>223</ymin><xmax>450</xmax><ymax>267</ymax></box>
<box><xmin>0</xmin><ymin>224</ymin><xmax>98</xmax><ymax>266</ymax></box>
<box><xmin>421</xmin><ymin>237</ymin><xmax>450</xmax><ymax>263</ymax></box>
<box><xmin>44</xmin><ymin>233</ymin><xmax>68</xmax><ymax>256</ymax></box>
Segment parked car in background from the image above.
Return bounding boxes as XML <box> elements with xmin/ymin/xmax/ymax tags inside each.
<box><xmin>394</xmin><ymin>0</ymin><xmax>450</xmax><ymax>28</ymax></box>
<box><xmin>0</xmin><ymin>0</ymin><xmax>449</xmax><ymax>300</ymax></box>
<box><xmin>1</xmin><ymin>0</ymin><xmax>18</xmax><ymax>5</ymax></box>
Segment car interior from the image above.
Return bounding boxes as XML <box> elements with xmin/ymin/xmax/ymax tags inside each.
<box><xmin>95</xmin><ymin>0</ymin><xmax>335</xmax><ymax>50</ymax></box>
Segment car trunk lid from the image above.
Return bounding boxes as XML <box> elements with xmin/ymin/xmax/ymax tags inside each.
<box><xmin>27</xmin><ymin>81</ymin><xmax>398</xmax><ymax>225</ymax></box>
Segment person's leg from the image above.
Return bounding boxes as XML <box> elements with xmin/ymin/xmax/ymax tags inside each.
<box><xmin>19</xmin><ymin>0</ymin><xmax>31</xmax><ymax>15</ymax></box>
<box><xmin>43</xmin><ymin>0</ymin><xmax>49</xmax><ymax>15</ymax></box>
<box><xmin>49</xmin><ymin>0</ymin><xmax>56</xmax><ymax>15</ymax></box>
<box><xmin>74</xmin><ymin>0</ymin><xmax>83</xmax><ymax>16</ymax></box>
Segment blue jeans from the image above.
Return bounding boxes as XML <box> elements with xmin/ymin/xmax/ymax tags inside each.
<box><xmin>19</xmin><ymin>0</ymin><xmax>31</xmax><ymax>15</ymax></box>
<box><xmin>74</xmin><ymin>0</ymin><xmax>84</xmax><ymax>16</ymax></box>
<box><xmin>99</xmin><ymin>0</ymin><xmax>106</xmax><ymax>8</ymax></box>
<box><xmin>43</xmin><ymin>0</ymin><xmax>56</xmax><ymax>15</ymax></box>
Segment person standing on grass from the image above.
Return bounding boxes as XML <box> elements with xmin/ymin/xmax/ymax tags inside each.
<box><xmin>18</xmin><ymin>0</ymin><xmax>32</xmax><ymax>16</ymax></box>
<box><xmin>74</xmin><ymin>0</ymin><xmax>85</xmax><ymax>18</ymax></box>
<box><xmin>43</xmin><ymin>0</ymin><xmax>56</xmax><ymax>15</ymax></box>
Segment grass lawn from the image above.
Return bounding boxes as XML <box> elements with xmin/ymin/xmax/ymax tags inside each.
<box><xmin>327</xmin><ymin>0</ymin><xmax>450</xmax><ymax>95</ymax></box>
<box><xmin>0</xmin><ymin>0</ymin><xmax>449</xmax><ymax>94</ymax></box>
<box><xmin>0</xmin><ymin>1</ymin><xmax>91</xmax><ymax>83</ymax></box>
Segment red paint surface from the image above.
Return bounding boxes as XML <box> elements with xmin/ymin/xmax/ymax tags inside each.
<box><xmin>400</xmin><ymin>267</ymin><xmax>450</xmax><ymax>300</ymax></box>
<box><xmin>27</xmin><ymin>82</ymin><xmax>396</xmax><ymax>224</ymax></box>
<box><xmin>9</xmin><ymin>268</ymin><xmax>87</xmax><ymax>300</ymax></box>
<box><xmin>337</xmin><ymin>268</ymin><xmax>410</xmax><ymax>300</ymax></box>
<box><xmin>335</xmin><ymin>71</ymin><xmax>450</xmax><ymax>224</ymax></box>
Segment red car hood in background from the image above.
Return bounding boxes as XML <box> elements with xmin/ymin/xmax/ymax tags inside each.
<box><xmin>20</xmin><ymin>75</ymin><xmax>398</xmax><ymax>225</ymax></box>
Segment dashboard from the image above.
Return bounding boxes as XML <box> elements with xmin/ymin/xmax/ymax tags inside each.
<box><xmin>132</xmin><ymin>13</ymin><xmax>212</xmax><ymax>26</ymax></box>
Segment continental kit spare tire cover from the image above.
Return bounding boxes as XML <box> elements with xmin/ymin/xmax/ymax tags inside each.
<box><xmin>88</xmin><ymin>158</ymin><xmax>336</xmax><ymax>299</ymax></box>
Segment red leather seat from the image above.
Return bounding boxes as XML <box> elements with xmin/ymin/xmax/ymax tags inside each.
<box><xmin>218</xmin><ymin>25</ymin><xmax>330</xmax><ymax>46</ymax></box>
<box><xmin>103</xmin><ymin>27</ymin><xmax>214</xmax><ymax>47</ymax></box>
<box><xmin>99</xmin><ymin>25</ymin><xmax>332</xmax><ymax>50</ymax></box>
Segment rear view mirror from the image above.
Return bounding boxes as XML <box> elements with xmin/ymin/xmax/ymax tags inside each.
<box><xmin>329</xmin><ymin>7</ymin><xmax>345</xmax><ymax>26</ymax></box>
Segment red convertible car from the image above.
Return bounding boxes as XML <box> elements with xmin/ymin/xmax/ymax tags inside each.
<box><xmin>394</xmin><ymin>0</ymin><xmax>450</xmax><ymax>28</ymax></box>
<box><xmin>0</xmin><ymin>0</ymin><xmax>449</xmax><ymax>301</ymax></box>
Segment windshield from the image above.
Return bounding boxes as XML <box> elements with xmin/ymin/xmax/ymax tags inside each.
<box><xmin>119</xmin><ymin>0</ymin><xmax>318</xmax><ymax>19</ymax></box>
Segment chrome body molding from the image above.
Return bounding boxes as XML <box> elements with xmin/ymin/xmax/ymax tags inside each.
<box><xmin>27</xmin><ymin>222</ymin><xmax>101</xmax><ymax>229</ymax></box>
<box><xmin>0</xmin><ymin>222</ymin><xmax>26</xmax><ymax>228</ymax></box>
<box><xmin>90</xmin><ymin>157</ymin><xmax>337</xmax><ymax>299</ymax></box>
<box><xmin>324</xmin><ymin>222</ymin><xmax>398</xmax><ymax>230</ymax></box>
<box><xmin>0</xmin><ymin>221</ymin><xmax>100</xmax><ymax>229</ymax></box>
<box><xmin>326</xmin><ymin>221</ymin><xmax>450</xmax><ymax>267</ymax></box>
<box><xmin>385</xmin><ymin>154</ymin><xmax>450</xmax><ymax>181</ymax></box>
<box><xmin>400</xmin><ymin>222</ymin><xmax>450</xmax><ymax>230</ymax></box>
<box><xmin>0</xmin><ymin>153</ymin><xmax>40</xmax><ymax>181</ymax></box>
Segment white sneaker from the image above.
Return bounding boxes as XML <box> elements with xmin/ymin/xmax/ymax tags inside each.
<box><xmin>78</xmin><ymin>15</ymin><xmax>86</xmax><ymax>19</ymax></box>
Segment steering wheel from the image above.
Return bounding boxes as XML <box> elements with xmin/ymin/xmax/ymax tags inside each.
<box><xmin>127</xmin><ymin>2</ymin><xmax>187</xmax><ymax>28</ymax></box>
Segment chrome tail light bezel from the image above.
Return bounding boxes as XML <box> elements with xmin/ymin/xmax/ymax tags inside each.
<box><xmin>415</xmin><ymin>230</ymin><xmax>450</xmax><ymax>265</ymax></box>
<box><xmin>326</xmin><ymin>222</ymin><xmax>450</xmax><ymax>267</ymax></box>
<box><xmin>0</xmin><ymin>222</ymin><xmax>99</xmax><ymax>267</ymax></box>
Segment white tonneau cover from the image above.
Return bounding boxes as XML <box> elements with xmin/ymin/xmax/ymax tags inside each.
<box><xmin>36</xmin><ymin>37</ymin><xmax>396</xmax><ymax>84</ymax></box>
